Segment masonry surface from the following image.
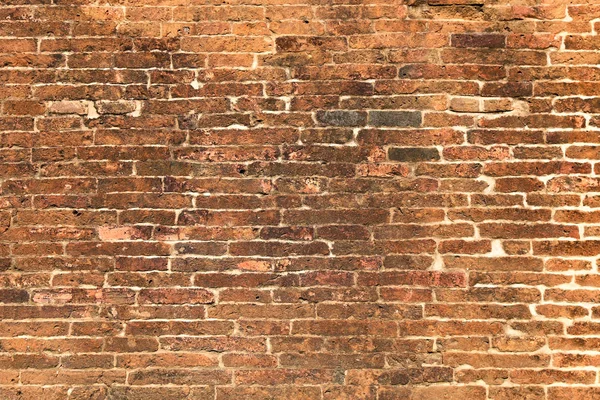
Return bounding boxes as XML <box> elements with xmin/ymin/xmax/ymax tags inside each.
<box><xmin>3</xmin><ymin>0</ymin><xmax>600</xmax><ymax>399</ymax></box>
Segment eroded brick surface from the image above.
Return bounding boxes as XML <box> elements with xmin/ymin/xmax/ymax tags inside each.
<box><xmin>1</xmin><ymin>0</ymin><xmax>600</xmax><ymax>398</ymax></box>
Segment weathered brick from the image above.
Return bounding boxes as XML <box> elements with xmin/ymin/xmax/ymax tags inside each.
<box><xmin>451</xmin><ymin>34</ymin><xmax>506</xmax><ymax>48</ymax></box>
<box><xmin>369</xmin><ymin>110</ymin><xmax>422</xmax><ymax>127</ymax></box>
<box><xmin>315</xmin><ymin>110</ymin><xmax>367</xmax><ymax>127</ymax></box>
<box><xmin>388</xmin><ymin>147</ymin><xmax>440</xmax><ymax>162</ymax></box>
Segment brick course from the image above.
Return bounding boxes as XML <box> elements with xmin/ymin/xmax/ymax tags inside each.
<box><xmin>1</xmin><ymin>0</ymin><xmax>600</xmax><ymax>398</ymax></box>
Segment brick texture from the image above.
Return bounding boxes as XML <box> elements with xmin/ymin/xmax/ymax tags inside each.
<box><xmin>1</xmin><ymin>0</ymin><xmax>600</xmax><ymax>398</ymax></box>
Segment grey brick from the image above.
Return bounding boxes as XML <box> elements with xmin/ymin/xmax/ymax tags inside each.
<box><xmin>369</xmin><ymin>111</ymin><xmax>422</xmax><ymax>127</ymax></box>
<box><xmin>316</xmin><ymin>110</ymin><xmax>367</xmax><ymax>127</ymax></box>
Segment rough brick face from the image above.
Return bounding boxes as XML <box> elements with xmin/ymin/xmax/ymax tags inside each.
<box><xmin>2</xmin><ymin>0</ymin><xmax>600</xmax><ymax>398</ymax></box>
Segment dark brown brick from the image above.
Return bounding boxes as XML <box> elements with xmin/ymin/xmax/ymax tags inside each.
<box><xmin>388</xmin><ymin>147</ymin><xmax>440</xmax><ymax>162</ymax></box>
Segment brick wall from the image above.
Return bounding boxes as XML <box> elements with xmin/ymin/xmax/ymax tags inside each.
<box><xmin>1</xmin><ymin>0</ymin><xmax>600</xmax><ymax>398</ymax></box>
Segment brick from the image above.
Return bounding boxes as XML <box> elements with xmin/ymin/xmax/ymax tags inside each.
<box><xmin>276</xmin><ymin>36</ymin><xmax>346</xmax><ymax>52</ymax></box>
<box><xmin>315</xmin><ymin>110</ymin><xmax>367</xmax><ymax>127</ymax></box>
<box><xmin>369</xmin><ymin>111</ymin><xmax>422</xmax><ymax>127</ymax></box>
<box><xmin>548</xmin><ymin>388</ymin><xmax>600</xmax><ymax>400</ymax></box>
<box><xmin>482</xmin><ymin>82</ymin><xmax>532</xmax><ymax>98</ymax></box>
<box><xmin>129</xmin><ymin>369</ymin><xmax>230</xmax><ymax>385</ymax></box>
<box><xmin>451</xmin><ymin>34</ymin><xmax>506</xmax><ymax>48</ymax></box>
<box><xmin>217</xmin><ymin>387</ymin><xmax>321</xmax><ymax>400</ymax></box>
<box><xmin>388</xmin><ymin>147</ymin><xmax>440</xmax><ymax>162</ymax></box>
<box><xmin>380</xmin><ymin>386</ymin><xmax>486</xmax><ymax>400</ymax></box>
<box><xmin>138</xmin><ymin>289</ymin><xmax>214</xmax><ymax>305</ymax></box>
<box><xmin>105</xmin><ymin>387</ymin><xmax>192</xmax><ymax>400</ymax></box>
<box><xmin>489</xmin><ymin>387</ymin><xmax>545</xmax><ymax>400</ymax></box>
